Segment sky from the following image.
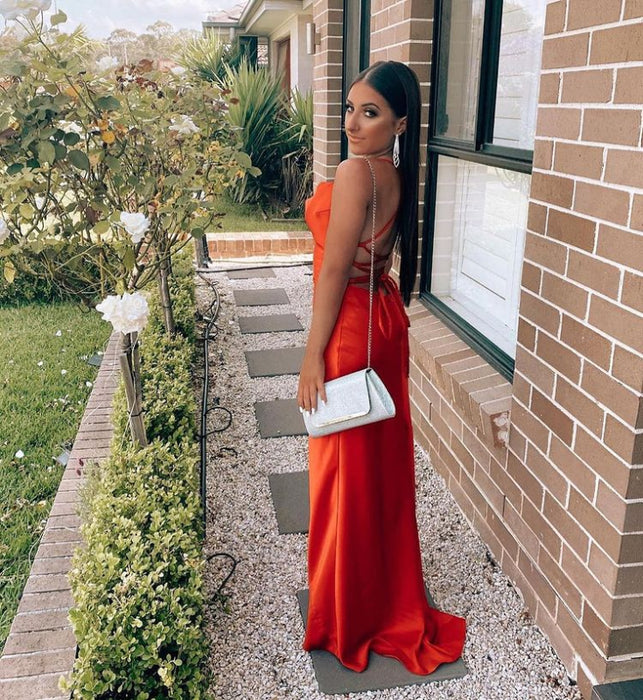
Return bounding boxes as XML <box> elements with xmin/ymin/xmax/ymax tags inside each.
<box><xmin>44</xmin><ymin>0</ymin><xmax>241</xmax><ymax>39</ymax></box>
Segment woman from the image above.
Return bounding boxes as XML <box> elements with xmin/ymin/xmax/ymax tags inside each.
<box><xmin>297</xmin><ymin>61</ymin><xmax>466</xmax><ymax>674</ymax></box>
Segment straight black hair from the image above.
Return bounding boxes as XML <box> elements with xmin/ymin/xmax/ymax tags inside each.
<box><xmin>351</xmin><ymin>61</ymin><xmax>421</xmax><ymax>306</ymax></box>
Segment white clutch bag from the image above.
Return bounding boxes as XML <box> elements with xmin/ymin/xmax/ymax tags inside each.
<box><xmin>303</xmin><ymin>367</ymin><xmax>395</xmax><ymax>437</ymax></box>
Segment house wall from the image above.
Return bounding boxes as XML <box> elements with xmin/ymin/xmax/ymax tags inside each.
<box><xmin>269</xmin><ymin>13</ymin><xmax>314</xmax><ymax>94</ymax></box>
<box><xmin>310</xmin><ymin>1</ymin><xmax>643</xmax><ymax>698</ymax></box>
<box><xmin>312</xmin><ymin>0</ymin><xmax>344</xmax><ymax>182</ymax></box>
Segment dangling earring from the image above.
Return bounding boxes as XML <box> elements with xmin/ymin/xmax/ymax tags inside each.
<box><xmin>393</xmin><ymin>133</ymin><xmax>400</xmax><ymax>168</ymax></box>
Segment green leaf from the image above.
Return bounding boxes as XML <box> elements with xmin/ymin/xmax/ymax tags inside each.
<box><xmin>94</xmin><ymin>220</ymin><xmax>111</xmax><ymax>234</ymax></box>
<box><xmin>19</xmin><ymin>204</ymin><xmax>34</xmax><ymax>219</ymax></box>
<box><xmin>96</xmin><ymin>96</ymin><xmax>121</xmax><ymax>112</ymax></box>
<box><xmin>37</xmin><ymin>141</ymin><xmax>56</xmax><ymax>164</ymax></box>
<box><xmin>69</xmin><ymin>150</ymin><xmax>90</xmax><ymax>170</ymax></box>
<box><xmin>63</xmin><ymin>132</ymin><xmax>81</xmax><ymax>146</ymax></box>
<box><xmin>122</xmin><ymin>248</ymin><xmax>136</xmax><ymax>272</ymax></box>
<box><xmin>3</xmin><ymin>260</ymin><xmax>15</xmax><ymax>284</ymax></box>
<box><xmin>6</xmin><ymin>163</ymin><xmax>23</xmax><ymax>175</ymax></box>
<box><xmin>50</xmin><ymin>10</ymin><xmax>67</xmax><ymax>25</ymax></box>
<box><xmin>54</xmin><ymin>142</ymin><xmax>67</xmax><ymax>160</ymax></box>
<box><xmin>104</xmin><ymin>155</ymin><xmax>122</xmax><ymax>172</ymax></box>
<box><xmin>235</xmin><ymin>151</ymin><xmax>252</xmax><ymax>168</ymax></box>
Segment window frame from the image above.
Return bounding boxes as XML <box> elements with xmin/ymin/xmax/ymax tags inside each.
<box><xmin>421</xmin><ymin>0</ymin><xmax>537</xmax><ymax>382</ymax></box>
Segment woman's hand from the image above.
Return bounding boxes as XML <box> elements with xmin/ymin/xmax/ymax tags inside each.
<box><xmin>297</xmin><ymin>351</ymin><xmax>327</xmax><ymax>414</ymax></box>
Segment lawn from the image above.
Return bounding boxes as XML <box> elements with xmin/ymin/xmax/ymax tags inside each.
<box><xmin>212</xmin><ymin>194</ymin><xmax>307</xmax><ymax>232</ymax></box>
<box><xmin>0</xmin><ymin>301</ymin><xmax>110</xmax><ymax>652</ymax></box>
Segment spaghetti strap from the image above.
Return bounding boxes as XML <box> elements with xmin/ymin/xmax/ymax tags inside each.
<box><xmin>357</xmin><ymin>210</ymin><xmax>397</xmax><ymax>249</ymax></box>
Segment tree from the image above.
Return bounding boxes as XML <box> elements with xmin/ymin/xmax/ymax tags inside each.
<box><xmin>106</xmin><ymin>27</ymin><xmax>136</xmax><ymax>64</ymax></box>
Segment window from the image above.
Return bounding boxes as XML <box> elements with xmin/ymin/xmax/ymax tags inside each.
<box><xmin>341</xmin><ymin>0</ymin><xmax>371</xmax><ymax>160</ymax></box>
<box><xmin>422</xmin><ymin>0</ymin><xmax>545</xmax><ymax>380</ymax></box>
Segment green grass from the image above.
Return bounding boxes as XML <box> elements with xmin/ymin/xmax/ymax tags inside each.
<box><xmin>0</xmin><ymin>302</ymin><xmax>111</xmax><ymax>652</ymax></box>
<box><xmin>211</xmin><ymin>193</ymin><xmax>307</xmax><ymax>232</ymax></box>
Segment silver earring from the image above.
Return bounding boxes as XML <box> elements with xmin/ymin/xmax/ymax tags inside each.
<box><xmin>393</xmin><ymin>133</ymin><xmax>400</xmax><ymax>168</ymax></box>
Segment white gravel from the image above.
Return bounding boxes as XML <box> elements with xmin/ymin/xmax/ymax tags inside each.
<box><xmin>196</xmin><ymin>261</ymin><xmax>582</xmax><ymax>700</ymax></box>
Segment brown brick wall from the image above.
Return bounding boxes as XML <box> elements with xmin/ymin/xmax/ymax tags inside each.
<box><xmin>313</xmin><ymin>0</ymin><xmax>344</xmax><ymax>183</ymax></box>
<box><xmin>514</xmin><ymin>0</ymin><xmax>643</xmax><ymax>691</ymax></box>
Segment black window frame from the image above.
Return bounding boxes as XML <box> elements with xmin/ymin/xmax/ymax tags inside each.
<box><xmin>341</xmin><ymin>0</ymin><xmax>371</xmax><ymax>161</ymax></box>
<box><xmin>421</xmin><ymin>0</ymin><xmax>536</xmax><ymax>382</ymax></box>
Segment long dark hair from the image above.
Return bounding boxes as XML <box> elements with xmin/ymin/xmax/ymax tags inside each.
<box><xmin>351</xmin><ymin>61</ymin><xmax>421</xmax><ymax>305</ymax></box>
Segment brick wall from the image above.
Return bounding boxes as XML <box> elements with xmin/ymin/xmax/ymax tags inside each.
<box><xmin>513</xmin><ymin>0</ymin><xmax>643</xmax><ymax>691</ymax></box>
<box><xmin>312</xmin><ymin>0</ymin><xmax>344</xmax><ymax>183</ymax></box>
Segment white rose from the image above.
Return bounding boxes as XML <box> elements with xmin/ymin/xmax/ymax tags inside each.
<box><xmin>119</xmin><ymin>212</ymin><xmax>150</xmax><ymax>244</ymax></box>
<box><xmin>0</xmin><ymin>0</ymin><xmax>51</xmax><ymax>20</ymax></box>
<box><xmin>96</xmin><ymin>292</ymin><xmax>149</xmax><ymax>335</ymax></box>
<box><xmin>0</xmin><ymin>218</ymin><xmax>9</xmax><ymax>244</ymax></box>
<box><xmin>97</xmin><ymin>55</ymin><xmax>118</xmax><ymax>72</ymax></box>
<box><xmin>169</xmin><ymin>115</ymin><xmax>200</xmax><ymax>136</ymax></box>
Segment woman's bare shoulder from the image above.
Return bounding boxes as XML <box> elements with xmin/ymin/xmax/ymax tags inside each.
<box><xmin>334</xmin><ymin>158</ymin><xmax>371</xmax><ymax>195</ymax></box>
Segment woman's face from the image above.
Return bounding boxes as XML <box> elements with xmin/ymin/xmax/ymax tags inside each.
<box><xmin>344</xmin><ymin>80</ymin><xmax>406</xmax><ymax>158</ymax></box>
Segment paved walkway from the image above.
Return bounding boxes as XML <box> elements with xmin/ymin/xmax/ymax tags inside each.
<box><xmin>197</xmin><ymin>262</ymin><xmax>583</xmax><ymax>700</ymax></box>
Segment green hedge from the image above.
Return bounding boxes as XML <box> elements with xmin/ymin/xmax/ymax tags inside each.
<box><xmin>63</xmin><ymin>256</ymin><xmax>211</xmax><ymax>699</ymax></box>
<box><xmin>0</xmin><ymin>257</ymin><xmax>68</xmax><ymax>307</ymax></box>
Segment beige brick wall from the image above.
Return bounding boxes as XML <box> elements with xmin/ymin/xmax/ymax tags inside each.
<box><xmin>513</xmin><ymin>0</ymin><xmax>643</xmax><ymax>690</ymax></box>
<box><xmin>312</xmin><ymin>0</ymin><xmax>344</xmax><ymax>183</ymax></box>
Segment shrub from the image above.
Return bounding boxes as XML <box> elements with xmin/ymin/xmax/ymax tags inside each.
<box><xmin>0</xmin><ymin>256</ymin><xmax>66</xmax><ymax>306</ymax></box>
<box><xmin>64</xmin><ymin>442</ymin><xmax>208</xmax><ymax>699</ymax></box>
<box><xmin>179</xmin><ymin>34</ymin><xmax>245</xmax><ymax>85</ymax></box>
<box><xmin>225</xmin><ymin>60</ymin><xmax>284</xmax><ymax>203</ymax></box>
<box><xmin>112</xmin><ymin>254</ymin><xmax>197</xmax><ymax>448</ymax></box>
<box><xmin>64</xmin><ymin>252</ymin><xmax>209</xmax><ymax>698</ymax></box>
<box><xmin>278</xmin><ymin>89</ymin><xmax>313</xmax><ymax>217</ymax></box>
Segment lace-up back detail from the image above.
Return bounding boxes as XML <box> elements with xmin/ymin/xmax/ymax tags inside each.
<box><xmin>305</xmin><ymin>158</ymin><xmax>398</xmax><ymax>288</ymax></box>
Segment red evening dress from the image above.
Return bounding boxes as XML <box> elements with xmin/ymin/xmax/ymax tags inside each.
<box><xmin>302</xmin><ymin>170</ymin><xmax>467</xmax><ymax>674</ymax></box>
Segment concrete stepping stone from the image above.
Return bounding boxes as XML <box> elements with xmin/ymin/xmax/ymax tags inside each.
<box><xmin>245</xmin><ymin>347</ymin><xmax>306</xmax><ymax>377</ymax></box>
<box><xmin>233</xmin><ymin>288</ymin><xmax>289</xmax><ymax>306</ymax></box>
<box><xmin>255</xmin><ymin>398</ymin><xmax>306</xmax><ymax>438</ymax></box>
<box><xmin>227</xmin><ymin>268</ymin><xmax>276</xmax><ymax>279</ymax></box>
<box><xmin>268</xmin><ymin>471</ymin><xmax>309</xmax><ymax>534</ymax></box>
<box><xmin>238</xmin><ymin>313</ymin><xmax>303</xmax><ymax>334</ymax></box>
<box><xmin>296</xmin><ymin>589</ymin><xmax>467</xmax><ymax>694</ymax></box>
<box><xmin>592</xmin><ymin>679</ymin><xmax>643</xmax><ymax>700</ymax></box>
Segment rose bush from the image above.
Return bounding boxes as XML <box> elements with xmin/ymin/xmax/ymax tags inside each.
<box><xmin>0</xmin><ymin>5</ymin><xmax>254</xmax><ymax>331</ymax></box>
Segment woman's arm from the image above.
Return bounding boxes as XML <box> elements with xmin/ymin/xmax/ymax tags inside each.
<box><xmin>297</xmin><ymin>158</ymin><xmax>372</xmax><ymax>413</ymax></box>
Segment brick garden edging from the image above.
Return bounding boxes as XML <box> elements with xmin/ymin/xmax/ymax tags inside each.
<box><xmin>0</xmin><ymin>332</ymin><xmax>121</xmax><ymax>700</ymax></box>
<box><xmin>206</xmin><ymin>229</ymin><xmax>312</xmax><ymax>258</ymax></box>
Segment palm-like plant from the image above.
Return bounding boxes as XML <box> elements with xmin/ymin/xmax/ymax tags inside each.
<box><xmin>224</xmin><ymin>60</ymin><xmax>286</xmax><ymax>202</ymax></box>
<box><xmin>179</xmin><ymin>34</ymin><xmax>245</xmax><ymax>86</ymax></box>
<box><xmin>278</xmin><ymin>89</ymin><xmax>313</xmax><ymax>216</ymax></box>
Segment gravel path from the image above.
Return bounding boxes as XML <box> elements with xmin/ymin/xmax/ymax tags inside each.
<box><xmin>196</xmin><ymin>262</ymin><xmax>582</xmax><ymax>700</ymax></box>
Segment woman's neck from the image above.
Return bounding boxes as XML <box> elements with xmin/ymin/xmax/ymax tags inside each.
<box><xmin>350</xmin><ymin>147</ymin><xmax>394</xmax><ymax>160</ymax></box>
